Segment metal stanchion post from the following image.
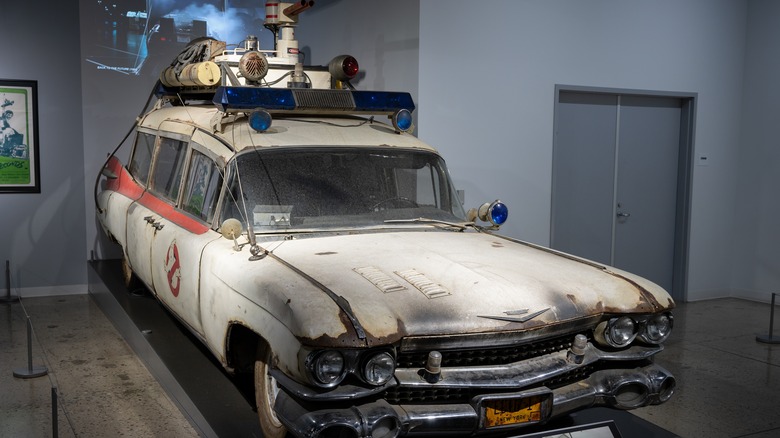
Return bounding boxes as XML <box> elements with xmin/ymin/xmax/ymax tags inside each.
<box><xmin>13</xmin><ymin>316</ymin><xmax>48</xmax><ymax>378</ymax></box>
<box><xmin>52</xmin><ymin>387</ymin><xmax>59</xmax><ymax>438</ymax></box>
<box><xmin>757</xmin><ymin>292</ymin><xmax>780</xmax><ymax>344</ymax></box>
<box><xmin>1</xmin><ymin>260</ymin><xmax>20</xmax><ymax>304</ymax></box>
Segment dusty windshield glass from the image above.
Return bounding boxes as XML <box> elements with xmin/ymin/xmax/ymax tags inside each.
<box><xmin>220</xmin><ymin>147</ymin><xmax>466</xmax><ymax>232</ymax></box>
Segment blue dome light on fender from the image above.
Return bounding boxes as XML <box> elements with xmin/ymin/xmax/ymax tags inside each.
<box><xmin>488</xmin><ymin>201</ymin><xmax>509</xmax><ymax>226</ymax></box>
<box><xmin>473</xmin><ymin>200</ymin><xmax>509</xmax><ymax>227</ymax></box>
<box><xmin>392</xmin><ymin>109</ymin><xmax>413</xmax><ymax>132</ymax></box>
<box><xmin>249</xmin><ymin>109</ymin><xmax>273</xmax><ymax>132</ymax></box>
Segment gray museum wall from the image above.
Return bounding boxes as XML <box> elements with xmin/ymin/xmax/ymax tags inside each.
<box><xmin>417</xmin><ymin>0</ymin><xmax>761</xmax><ymax>303</ymax></box>
<box><xmin>0</xmin><ymin>0</ymin><xmax>88</xmax><ymax>296</ymax></box>
<box><xmin>295</xmin><ymin>1</ymin><xmax>420</xmax><ymax>106</ymax></box>
<box><xmin>732</xmin><ymin>0</ymin><xmax>780</xmax><ymax>302</ymax></box>
<box><xmin>3</xmin><ymin>0</ymin><xmax>779</xmax><ymax>304</ymax></box>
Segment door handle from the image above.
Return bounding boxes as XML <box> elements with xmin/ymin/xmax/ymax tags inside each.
<box><xmin>144</xmin><ymin>216</ymin><xmax>156</xmax><ymax>224</ymax></box>
<box><xmin>617</xmin><ymin>212</ymin><xmax>631</xmax><ymax>218</ymax></box>
<box><xmin>152</xmin><ymin>222</ymin><xmax>164</xmax><ymax>230</ymax></box>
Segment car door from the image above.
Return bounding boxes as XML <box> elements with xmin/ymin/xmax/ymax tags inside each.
<box><xmin>148</xmin><ymin>127</ymin><xmax>225</xmax><ymax>336</ymax></box>
<box><xmin>125</xmin><ymin>129</ymin><xmax>160</xmax><ymax>287</ymax></box>
<box><xmin>125</xmin><ymin>122</ymin><xmax>196</xmax><ymax>302</ymax></box>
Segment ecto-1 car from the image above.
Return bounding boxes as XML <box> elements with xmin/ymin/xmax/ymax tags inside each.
<box><xmin>96</xmin><ymin>4</ymin><xmax>675</xmax><ymax>437</ymax></box>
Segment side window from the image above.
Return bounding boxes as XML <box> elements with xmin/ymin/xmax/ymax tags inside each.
<box><xmin>128</xmin><ymin>132</ymin><xmax>155</xmax><ymax>184</ymax></box>
<box><xmin>182</xmin><ymin>150</ymin><xmax>223</xmax><ymax>223</ymax></box>
<box><xmin>150</xmin><ymin>136</ymin><xmax>187</xmax><ymax>202</ymax></box>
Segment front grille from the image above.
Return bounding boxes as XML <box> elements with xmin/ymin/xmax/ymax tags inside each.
<box><xmin>387</xmin><ymin>332</ymin><xmax>595</xmax><ymax>405</ymax></box>
<box><xmin>384</xmin><ymin>364</ymin><xmax>597</xmax><ymax>404</ymax></box>
<box><xmin>396</xmin><ymin>333</ymin><xmax>581</xmax><ymax>369</ymax></box>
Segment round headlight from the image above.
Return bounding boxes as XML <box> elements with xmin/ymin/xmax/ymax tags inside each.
<box><xmin>363</xmin><ymin>351</ymin><xmax>395</xmax><ymax>386</ymax></box>
<box><xmin>642</xmin><ymin>313</ymin><xmax>674</xmax><ymax>344</ymax></box>
<box><xmin>606</xmin><ymin>316</ymin><xmax>638</xmax><ymax>347</ymax></box>
<box><xmin>313</xmin><ymin>351</ymin><xmax>345</xmax><ymax>386</ymax></box>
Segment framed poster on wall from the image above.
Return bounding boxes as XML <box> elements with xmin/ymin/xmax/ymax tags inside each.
<box><xmin>0</xmin><ymin>79</ymin><xmax>39</xmax><ymax>193</ymax></box>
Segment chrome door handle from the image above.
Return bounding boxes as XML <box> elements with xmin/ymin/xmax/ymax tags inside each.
<box><xmin>152</xmin><ymin>222</ymin><xmax>164</xmax><ymax>230</ymax></box>
<box><xmin>144</xmin><ymin>215</ymin><xmax>156</xmax><ymax>224</ymax></box>
<box><xmin>616</xmin><ymin>212</ymin><xmax>631</xmax><ymax>218</ymax></box>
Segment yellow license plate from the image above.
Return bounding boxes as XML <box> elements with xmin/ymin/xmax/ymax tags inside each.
<box><xmin>483</xmin><ymin>395</ymin><xmax>544</xmax><ymax>428</ymax></box>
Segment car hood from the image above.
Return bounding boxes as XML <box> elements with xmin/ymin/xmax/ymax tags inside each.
<box><xmin>263</xmin><ymin>230</ymin><xmax>674</xmax><ymax>345</ymax></box>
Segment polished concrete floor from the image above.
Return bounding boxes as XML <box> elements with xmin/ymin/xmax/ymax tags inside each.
<box><xmin>1</xmin><ymin>295</ymin><xmax>198</xmax><ymax>438</ymax></box>
<box><xmin>631</xmin><ymin>298</ymin><xmax>780</xmax><ymax>438</ymax></box>
<box><xmin>2</xmin><ymin>293</ymin><xmax>779</xmax><ymax>437</ymax></box>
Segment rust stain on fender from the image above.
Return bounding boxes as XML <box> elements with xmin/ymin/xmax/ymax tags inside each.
<box><xmin>602</xmin><ymin>268</ymin><xmax>672</xmax><ymax>312</ymax></box>
<box><xmin>305</xmin><ymin>317</ymin><xmax>408</xmax><ymax>348</ymax></box>
<box><xmin>493</xmin><ymin>233</ymin><xmax>673</xmax><ymax>313</ymax></box>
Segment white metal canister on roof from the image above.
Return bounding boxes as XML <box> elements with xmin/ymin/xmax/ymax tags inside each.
<box><xmin>160</xmin><ymin>62</ymin><xmax>221</xmax><ymax>88</ymax></box>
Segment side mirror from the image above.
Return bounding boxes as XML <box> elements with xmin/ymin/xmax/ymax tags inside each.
<box><xmin>220</xmin><ymin>218</ymin><xmax>243</xmax><ymax>251</ymax></box>
<box><xmin>467</xmin><ymin>200</ymin><xmax>508</xmax><ymax>229</ymax></box>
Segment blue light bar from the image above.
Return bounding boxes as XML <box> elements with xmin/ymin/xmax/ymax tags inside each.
<box><xmin>352</xmin><ymin>90</ymin><xmax>416</xmax><ymax>112</ymax></box>
<box><xmin>211</xmin><ymin>86</ymin><xmax>415</xmax><ymax>114</ymax></box>
<box><xmin>213</xmin><ymin>87</ymin><xmax>295</xmax><ymax>112</ymax></box>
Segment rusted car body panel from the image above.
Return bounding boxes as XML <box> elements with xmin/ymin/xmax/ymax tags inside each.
<box><xmin>97</xmin><ymin>109</ymin><xmax>676</xmax><ymax>436</ymax></box>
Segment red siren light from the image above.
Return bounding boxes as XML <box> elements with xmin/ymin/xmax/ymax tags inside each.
<box><xmin>329</xmin><ymin>55</ymin><xmax>359</xmax><ymax>81</ymax></box>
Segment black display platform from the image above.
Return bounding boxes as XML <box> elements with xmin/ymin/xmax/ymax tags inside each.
<box><xmin>88</xmin><ymin>259</ymin><xmax>678</xmax><ymax>438</ymax></box>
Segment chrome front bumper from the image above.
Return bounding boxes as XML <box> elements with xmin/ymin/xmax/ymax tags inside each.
<box><xmin>274</xmin><ymin>361</ymin><xmax>676</xmax><ymax>437</ymax></box>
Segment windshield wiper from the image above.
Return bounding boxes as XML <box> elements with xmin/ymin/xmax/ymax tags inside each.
<box><xmin>383</xmin><ymin>217</ymin><xmax>475</xmax><ymax>231</ymax></box>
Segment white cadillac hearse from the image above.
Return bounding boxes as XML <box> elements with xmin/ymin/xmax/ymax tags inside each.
<box><xmin>96</xmin><ymin>3</ymin><xmax>675</xmax><ymax>437</ymax></box>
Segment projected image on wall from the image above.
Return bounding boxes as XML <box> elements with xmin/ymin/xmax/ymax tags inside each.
<box><xmin>83</xmin><ymin>0</ymin><xmax>268</xmax><ymax>77</ymax></box>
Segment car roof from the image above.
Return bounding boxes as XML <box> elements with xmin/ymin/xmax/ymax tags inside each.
<box><xmin>138</xmin><ymin>105</ymin><xmax>436</xmax><ymax>162</ymax></box>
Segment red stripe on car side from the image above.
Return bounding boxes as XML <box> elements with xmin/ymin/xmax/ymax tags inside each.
<box><xmin>105</xmin><ymin>156</ymin><xmax>144</xmax><ymax>201</ymax></box>
<box><xmin>105</xmin><ymin>157</ymin><xmax>210</xmax><ymax>235</ymax></box>
<box><xmin>137</xmin><ymin>192</ymin><xmax>210</xmax><ymax>235</ymax></box>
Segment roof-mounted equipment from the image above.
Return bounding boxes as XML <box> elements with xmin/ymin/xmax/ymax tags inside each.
<box><xmin>238</xmin><ymin>35</ymin><xmax>269</xmax><ymax>85</ymax></box>
<box><xmin>264</xmin><ymin>1</ymin><xmax>315</xmax><ymax>65</ymax></box>
<box><xmin>329</xmin><ymin>55</ymin><xmax>359</xmax><ymax>89</ymax></box>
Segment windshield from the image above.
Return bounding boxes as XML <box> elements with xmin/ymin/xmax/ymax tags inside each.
<box><xmin>219</xmin><ymin>147</ymin><xmax>467</xmax><ymax>232</ymax></box>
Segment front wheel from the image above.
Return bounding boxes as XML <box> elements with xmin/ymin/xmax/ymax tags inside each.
<box><xmin>255</xmin><ymin>344</ymin><xmax>287</xmax><ymax>438</ymax></box>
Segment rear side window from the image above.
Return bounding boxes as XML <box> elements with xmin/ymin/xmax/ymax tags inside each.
<box><xmin>182</xmin><ymin>150</ymin><xmax>223</xmax><ymax>223</ymax></box>
<box><xmin>128</xmin><ymin>132</ymin><xmax>155</xmax><ymax>184</ymax></box>
<box><xmin>150</xmin><ymin>137</ymin><xmax>187</xmax><ymax>202</ymax></box>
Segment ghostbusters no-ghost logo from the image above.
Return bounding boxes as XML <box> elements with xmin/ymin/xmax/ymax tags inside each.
<box><xmin>164</xmin><ymin>241</ymin><xmax>181</xmax><ymax>297</ymax></box>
